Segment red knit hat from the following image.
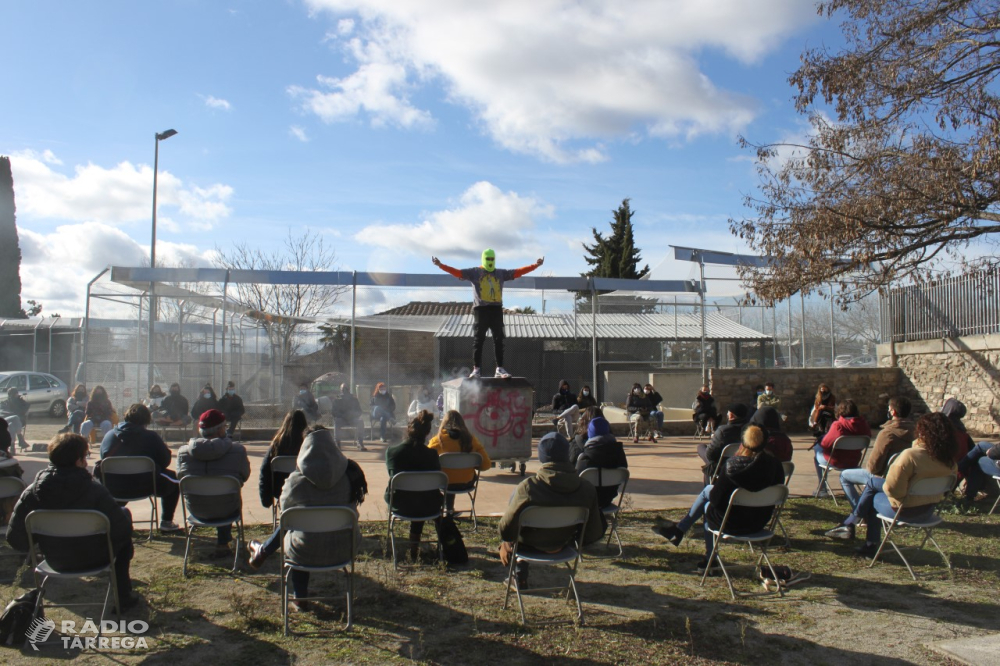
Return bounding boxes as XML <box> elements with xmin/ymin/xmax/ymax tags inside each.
<box><xmin>199</xmin><ymin>409</ymin><xmax>226</xmax><ymax>429</ymax></box>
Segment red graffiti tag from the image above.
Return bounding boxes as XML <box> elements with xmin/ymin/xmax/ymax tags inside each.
<box><xmin>463</xmin><ymin>388</ymin><xmax>532</xmax><ymax>449</ymax></box>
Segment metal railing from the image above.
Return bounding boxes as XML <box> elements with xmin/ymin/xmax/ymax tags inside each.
<box><xmin>881</xmin><ymin>266</ymin><xmax>1000</xmax><ymax>343</ymax></box>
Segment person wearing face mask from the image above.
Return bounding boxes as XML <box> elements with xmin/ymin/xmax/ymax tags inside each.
<box><xmin>432</xmin><ymin>250</ymin><xmax>544</xmax><ymax>379</ymax></box>
<box><xmin>577</xmin><ymin>385</ymin><xmax>597</xmax><ymax>411</ymax></box>
<box><xmin>551</xmin><ymin>380</ymin><xmax>580</xmax><ymax>436</ymax></box>
<box><xmin>294</xmin><ymin>382</ymin><xmax>322</xmax><ymax>424</ymax></box>
<box><xmin>217</xmin><ymin>381</ymin><xmax>246</xmax><ymax>438</ymax></box>
<box><xmin>757</xmin><ymin>382</ymin><xmax>781</xmax><ymax>409</ymax></box>
<box><xmin>80</xmin><ymin>385</ymin><xmax>116</xmax><ymax>442</ymax></box>
<box><xmin>626</xmin><ymin>382</ymin><xmax>655</xmax><ymax>444</ymax></box>
<box><xmin>155</xmin><ymin>383</ymin><xmax>191</xmax><ymax>427</ymax></box>
<box><xmin>810</xmin><ymin>383</ymin><xmax>837</xmax><ymax>436</ymax></box>
<box><xmin>428</xmin><ymin>410</ymin><xmax>492</xmax><ymax>515</ymax></box>
<box><xmin>190</xmin><ymin>384</ymin><xmax>220</xmax><ymax>430</ymax></box>
<box><xmin>408</xmin><ymin>386</ymin><xmax>437</xmax><ymax>422</ymax></box>
<box><xmin>144</xmin><ymin>384</ymin><xmax>165</xmax><ymax>411</ymax></box>
<box><xmin>370</xmin><ymin>382</ymin><xmax>396</xmax><ymax>443</ymax></box>
<box><xmin>644</xmin><ymin>384</ymin><xmax>664</xmax><ymax>438</ymax></box>
<box><xmin>693</xmin><ymin>384</ymin><xmax>718</xmax><ymax>434</ymax></box>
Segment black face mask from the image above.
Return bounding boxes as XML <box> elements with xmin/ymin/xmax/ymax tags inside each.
<box><xmin>170</xmin><ymin>389</ymin><xmax>179</xmax><ymax>395</ymax></box>
<box><xmin>447</xmin><ymin>428</ymin><xmax>462</xmax><ymax>440</ymax></box>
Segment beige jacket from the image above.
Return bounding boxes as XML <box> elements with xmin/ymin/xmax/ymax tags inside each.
<box><xmin>883</xmin><ymin>441</ymin><xmax>955</xmax><ymax>510</ymax></box>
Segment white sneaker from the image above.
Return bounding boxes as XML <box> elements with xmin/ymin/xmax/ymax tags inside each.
<box><xmin>495</xmin><ymin>367</ymin><xmax>511</xmax><ymax>379</ymax></box>
<box><xmin>468</xmin><ymin>367</ymin><xmax>481</xmax><ymax>378</ymax></box>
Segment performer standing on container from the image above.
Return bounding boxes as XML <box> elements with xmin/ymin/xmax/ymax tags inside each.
<box><xmin>432</xmin><ymin>250</ymin><xmax>544</xmax><ymax>379</ymax></box>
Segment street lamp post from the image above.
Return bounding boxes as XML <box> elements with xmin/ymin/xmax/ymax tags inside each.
<box><xmin>147</xmin><ymin>129</ymin><xmax>178</xmax><ymax>388</ymax></box>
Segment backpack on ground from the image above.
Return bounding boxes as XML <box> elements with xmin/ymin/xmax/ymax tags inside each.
<box><xmin>0</xmin><ymin>589</ymin><xmax>43</xmax><ymax>648</ymax></box>
<box><xmin>436</xmin><ymin>516</ymin><xmax>468</xmax><ymax>565</ymax></box>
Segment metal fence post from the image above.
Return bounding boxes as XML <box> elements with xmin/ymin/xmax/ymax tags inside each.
<box><xmin>82</xmin><ymin>268</ymin><xmax>110</xmax><ymax>385</ymax></box>
<box><xmin>591</xmin><ymin>278</ymin><xmax>597</xmax><ymax>402</ymax></box>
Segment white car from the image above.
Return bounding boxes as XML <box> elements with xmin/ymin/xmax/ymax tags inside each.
<box><xmin>833</xmin><ymin>354</ymin><xmax>854</xmax><ymax>368</ymax></box>
<box><xmin>848</xmin><ymin>355</ymin><xmax>877</xmax><ymax>367</ymax></box>
<box><xmin>0</xmin><ymin>371</ymin><xmax>69</xmax><ymax>417</ymax></box>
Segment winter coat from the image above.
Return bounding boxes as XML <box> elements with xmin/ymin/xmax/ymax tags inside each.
<box><xmin>574</xmin><ymin>434</ymin><xmax>628</xmax><ymax>507</ymax></box>
<box><xmin>706</xmin><ymin>417</ymin><xmax>748</xmax><ymax>465</ymax></box>
<box><xmin>190</xmin><ymin>394</ymin><xmax>219</xmax><ymax>421</ymax></box>
<box><xmin>577</xmin><ymin>393</ymin><xmax>598</xmax><ymax>410</ymax></box>
<box><xmin>384</xmin><ymin>436</ymin><xmax>441</xmax><ymax>517</ymax></box>
<box><xmin>84</xmin><ymin>398</ymin><xmax>114</xmax><ymax>424</ymax></box>
<box><xmin>0</xmin><ymin>396</ymin><xmax>29</xmax><ymax>420</ymax></box>
<box><xmin>819</xmin><ymin>416</ymin><xmax>872</xmax><ymax>468</ymax></box>
<box><xmin>217</xmin><ymin>393</ymin><xmax>245</xmax><ymax>421</ymax></box>
<box><xmin>99</xmin><ymin>422</ymin><xmax>173</xmax><ymax>498</ymax></box>
<box><xmin>645</xmin><ymin>391</ymin><xmax>663</xmax><ymax>411</ymax></box>
<box><xmin>66</xmin><ymin>396</ymin><xmax>87</xmax><ymax>415</ymax></box>
<box><xmin>258</xmin><ymin>431</ymin><xmax>305</xmax><ymax>508</ymax></box>
<box><xmin>407</xmin><ymin>398</ymin><xmax>437</xmax><ymax>420</ymax></box>
<box><xmin>626</xmin><ymin>393</ymin><xmax>651</xmax><ymax>416</ymax></box>
<box><xmin>160</xmin><ymin>393</ymin><xmax>189</xmax><ymax>420</ymax></box>
<box><xmin>7</xmin><ymin>465</ymin><xmax>132</xmax><ymax>571</ymax></box>
<box><xmin>0</xmin><ymin>452</ymin><xmax>24</xmax><ymax>480</ymax></box>
<box><xmin>551</xmin><ymin>382</ymin><xmax>577</xmax><ymax>412</ymax></box>
<box><xmin>866</xmin><ymin>418</ymin><xmax>915</xmax><ymax>476</ymax></box>
<box><xmin>883</xmin><ymin>440</ymin><xmax>956</xmax><ymax>510</ymax></box>
<box><xmin>295</xmin><ymin>391</ymin><xmax>321</xmax><ymax>418</ymax></box>
<box><xmin>177</xmin><ymin>436</ymin><xmax>250</xmax><ymax>520</ymax></box>
<box><xmin>498</xmin><ymin>462</ymin><xmax>605</xmax><ymax>550</ymax></box>
<box><xmin>747</xmin><ymin>406</ymin><xmax>793</xmax><ymax>463</ymax></box>
<box><xmin>757</xmin><ymin>392</ymin><xmax>781</xmax><ymax>409</ymax></box>
<box><xmin>279</xmin><ymin>429</ymin><xmax>360</xmax><ymax>567</ymax></box>
<box><xmin>370</xmin><ymin>392</ymin><xmax>396</xmax><ymax>415</ymax></box>
<box><xmin>694</xmin><ymin>392</ymin><xmax>716</xmax><ymax>417</ymax></box>
<box><xmin>331</xmin><ymin>394</ymin><xmax>363</xmax><ymax>421</ymax></box>
<box><xmin>427</xmin><ymin>430</ymin><xmax>491</xmax><ymax>486</ymax></box>
<box><xmin>706</xmin><ymin>452</ymin><xmax>785</xmax><ymax>534</ymax></box>
<box><xmin>569</xmin><ymin>434</ymin><xmax>587</xmax><ymax>466</ymax></box>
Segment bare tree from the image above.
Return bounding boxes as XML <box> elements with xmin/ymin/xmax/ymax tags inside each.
<box><xmin>731</xmin><ymin>0</ymin><xmax>1000</xmax><ymax>303</ymax></box>
<box><xmin>214</xmin><ymin>229</ymin><xmax>345</xmax><ymax>363</ymax></box>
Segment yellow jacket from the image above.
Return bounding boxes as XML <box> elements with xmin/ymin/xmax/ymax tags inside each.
<box><xmin>883</xmin><ymin>440</ymin><xmax>955</xmax><ymax>510</ymax></box>
<box><xmin>427</xmin><ymin>431</ymin><xmax>491</xmax><ymax>485</ymax></box>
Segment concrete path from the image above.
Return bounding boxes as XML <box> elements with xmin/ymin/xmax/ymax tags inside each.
<box><xmin>929</xmin><ymin>634</ymin><xmax>1000</xmax><ymax>666</ymax></box>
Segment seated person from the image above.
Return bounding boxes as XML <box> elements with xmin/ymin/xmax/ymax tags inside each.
<box><xmin>190</xmin><ymin>384</ymin><xmax>220</xmax><ymax>429</ymax></box>
<box><xmin>757</xmin><ymin>381</ymin><xmax>781</xmax><ymax>409</ymax></box>
<box><xmin>940</xmin><ymin>398</ymin><xmax>974</xmax><ymax>466</ymax></box>
<box><xmin>498</xmin><ymin>432</ymin><xmax>605</xmax><ymax>587</ymax></box>
<box><xmin>0</xmin><ymin>388</ymin><xmax>29</xmax><ymax>451</ymax></box>
<box><xmin>653</xmin><ymin>425</ymin><xmax>784</xmax><ymax>574</ymax></box>
<box><xmin>143</xmin><ymin>384</ymin><xmax>165</xmax><ymax>411</ymax></box>
<box><xmin>0</xmin><ymin>417</ymin><xmax>24</xmax><ymax>523</ymax></box>
<box><xmin>60</xmin><ymin>384</ymin><xmax>89</xmax><ymax>434</ymax></box>
<box><xmin>574</xmin><ymin>416</ymin><xmax>628</xmax><ymax>508</ymax></box>
<box><xmin>810</xmin><ymin>384</ymin><xmax>836</xmax><ymax>435</ymax></box>
<box><xmin>576</xmin><ymin>385</ymin><xmax>597</xmax><ymax>411</ymax></box>
<box><xmin>217</xmin><ymin>381</ymin><xmax>246</xmax><ymax>437</ymax></box>
<box><xmin>825</xmin><ymin>412</ymin><xmax>956</xmax><ymax>557</ymax></box>
<box><xmin>408</xmin><ymin>386</ymin><xmax>437</xmax><ymax>421</ymax></box>
<box><xmin>385</xmin><ymin>411</ymin><xmax>440</xmax><ymax>562</ymax></box>
<box><xmin>7</xmin><ymin>433</ymin><xmax>138</xmax><ymax>609</ymax></box>
<box><xmin>693</xmin><ymin>384</ymin><xmax>718</xmax><ymax>433</ymax></box>
<box><xmin>370</xmin><ymin>383</ymin><xmax>397</xmax><ymax>443</ymax></box>
<box><xmin>248</xmin><ymin>426</ymin><xmax>369</xmax><ymax>613</ymax></box>
<box><xmin>833</xmin><ymin>396</ymin><xmax>914</xmax><ymax>513</ymax></box>
<box><xmin>177</xmin><ymin>409</ymin><xmax>251</xmax><ymax>559</ymax></box>
<box><xmin>569</xmin><ymin>406</ymin><xmax>603</xmax><ymax>465</ymax></box>
<box><xmin>626</xmin><ymin>383</ymin><xmax>655</xmax><ymax>443</ymax></box>
<box><xmin>81</xmin><ymin>385</ymin><xmax>116</xmax><ymax>441</ymax></box>
<box><xmin>100</xmin><ymin>403</ymin><xmax>181</xmax><ymax>532</ymax></box>
<box><xmin>427</xmin><ymin>410</ymin><xmax>492</xmax><ymax>514</ymax></box>
<box><xmin>958</xmin><ymin>439</ymin><xmax>1000</xmax><ymax>506</ymax></box>
<box><xmin>551</xmin><ymin>380</ymin><xmax>580</xmax><ymax>435</ymax></box>
<box><xmin>699</xmin><ymin>403</ymin><xmax>749</xmax><ymax>484</ymax></box>
<box><xmin>259</xmin><ymin>410</ymin><xmax>309</xmax><ymax>515</ymax></box>
<box><xmin>331</xmin><ymin>384</ymin><xmax>367</xmax><ymax>451</ymax></box>
<box><xmin>294</xmin><ymin>383</ymin><xmax>322</xmax><ymax>424</ymax></box>
<box><xmin>644</xmin><ymin>384</ymin><xmax>664</xmax><ymax>438</ymax></box>
<box><xmin>814</xmin><ymin>399</ymin><xmax>871</xmax><ymax>487</ymax></box>
<box><xmin>747</xmin><ymin>406</ymin><xmax>793</xmax><ymax>462</ymax></box>
<box><xmin>155</xmin><ymin>383</ymin><xmax>191</xmax><ymax>427</ymax></box>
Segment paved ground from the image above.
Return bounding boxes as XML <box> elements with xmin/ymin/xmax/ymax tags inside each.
<box><xmin>929</xmin><ymin>633</ymin><xmax>1000</xmax><ymax>665</ymax></box>
<box><xmin>13</xmin><ymin>419</ymin><xmax>829</xmax><ymax>526</ymax></box>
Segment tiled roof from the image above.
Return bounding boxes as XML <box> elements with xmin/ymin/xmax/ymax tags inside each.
<box><xmin>375</xmin><ymin>301</ymin><xmax>476</xmax><ymax>316</ymax></box>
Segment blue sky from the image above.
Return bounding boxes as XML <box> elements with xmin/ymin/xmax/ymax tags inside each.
<box><xmin>1</xmin><ymin>0</ymin><xmax>841</xmax><ymax>315</ymax></box>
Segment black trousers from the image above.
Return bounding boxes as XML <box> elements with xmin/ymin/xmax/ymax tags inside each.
<box><xmin>473</xmin><ymin>306</ymin><xmax>505</xmax><ymax>368</ymax></box>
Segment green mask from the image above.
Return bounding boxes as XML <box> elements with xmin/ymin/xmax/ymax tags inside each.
<box><xmin>481</xmin><ymin>248</ymin><xmax>496</xmax><ymax>272</ymax></box>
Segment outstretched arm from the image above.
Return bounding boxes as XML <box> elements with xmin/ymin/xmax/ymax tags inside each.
<box><xmin>432</xmin><ymin>256</ymin><xmax>464</xmax><ymax>280</ymax></box>
<box><xmin>513</xmin><ymin>257</ymin><xmax>544</xmax><ymax>279</ymax></box>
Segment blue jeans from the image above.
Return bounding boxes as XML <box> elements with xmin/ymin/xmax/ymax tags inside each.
<box><xmin>959</xmin><ymin>442</ymin><xmax>1000</xmax><ymax>499</ymax></box>
<box><xmin>854</xmin><ymin>476</ymin><xmax>935</xmax><ymax>544</ymax></box>
<box><xmin>261</xmin><ymin>526</ymin><xmax>282</xmax><ymax>558</ymax></box>
<box><xmin>65</xmin><ymin>410</ymin><xmax>85</xmax><ymax>433</ymax></box>
<box><xmin>334</xmin><ymin>416</ymin><xmax>365</xmax><ymax>446</ymax></box>
<box><xmin>678</xmin><ymin>485</ymin><xmax>712</xmax><ymax>533</ymax></box>
<box><xmin>813</xmin><ymin>446</ymin><xmax>826</xmax><ymax>482</ymax></box>
<box><xmin>372</xmin><ymin>406</ymin><xmax>394</xmax><ymax>439</ymax></box>
<box><xmin>839</xmin><ymin>467</ymin><xmax>872</xmax><ymax>510</ymax></box>
<box><xmin>651</xmin><ymin>410</ymin><xmax>664</xmax><ymax>431</ymax></box>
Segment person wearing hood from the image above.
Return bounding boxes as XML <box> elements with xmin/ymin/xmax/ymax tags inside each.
<box><xmin>190</xmin><ymin>384</ymin><xmax>220</xmax><ymax>426</ymax></box>
<box><xmin>294</xmin><ymin>382</ymin><xmax>322</xmax><ymax>424</ymax></box>
<box><xmin>371</xmin><ymin>383</ymin><xmax>397</xmax><ymax>443</ymax></box>
<box><xmin>699</xmin><ymin>403</ymin><xmax>749</xmax><ymax>484</ymax></box>
<box><xmin>177</xmin><ymin>409</ymin><xmax>251</xmax><ymax>559</ymax></box>
<box><xmin>551</xmin><ymin>380</ymin><xmax>580</xmax><ymax>435</ymax></box>
<box><xmin>248</xmin><ymin>426</ymin><xmax>369</xmax><ymax>609</ymax></box>
<box><xmin>815</xmin><ymin>400</ymin><xmax>872</xmax><ymax>487</ymax></box>
<box><xmin>217</xmin><ymin>381</ymin><xmax>246</xmax><ymax>437</ymax></box>
<box><xmin>746</xmin><ymin>406</ymin><xmax>793</xmax><ymax>463</ymax></box>
<box><xmin>385</xmin><ymin>411</ymin><xmax>440</xmax><ymax>561</ymax></box>
<box><xmin>940</xmin><ymin>398</ymin><xmax>974</xmax><ymax>465</ymax></box>
<box><xmin>654</xmin><ymin>425</ymin><xmax>784</xmax><ymax>573</ymax></box>
<box><xmin>427</xmin><ymin>410</ymin><xmax>492</xmax><ymax>514</ymax></box>
<box><xmin>156</xmin><ymin>383</ymin><xmax>191</xmax><ymax>427</ymax></box>
<box><xmin>7</xmin><ymin>433</ymin><xmax>139</xmax><ymax>610</ymax></box>
<box><xmin>498</xmin><ymin>432</ymin><xmax>605</xmax><ymax>587</ymax></box>
<box><xmin>574</xmin><ymin>417</ymin><xmax>628</xmax><ymax>508</ymax></box>
<box><xmin>100</xmin><ymin>403</ymin><xmax>181</xmax><ymax>532</ymax></box>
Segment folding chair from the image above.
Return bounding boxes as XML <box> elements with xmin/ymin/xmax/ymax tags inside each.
<box><xmin>579</xmin><ymin>467</ymin><xmax>630</xmax><ymax>558</ymax></box>
<box><xmin>869</xmin><ymin>474</ymin><xmax>957</xmax><ymax>580</ymax></box>
<box><xmin>0</xmin><ymin>476</ymin><xmax>27</xmax><ymax>579</ymax></box>
<box><xmin>97</xmin><ymin>456</ymin><xmax>159</xmax><ymax>542</ymax></box>
<box><xmin>438</xmin><ymin>452</ymin><xmax>483</xmax><ymax>531</ymax></box>
<box><xmin>992</xmin><ymin>469</ymin><xmax>1000</xmax><ymax>516</ymax></box>
<box><xmin>814</xmin><ymin>435</ymin><xmax>871</xmax><ymax>505</ymax></box>
<box><xmin>269</xmin><ymin>456</ymin><xmax>298</xmax><ymax>529</ymax></box>
<box><xmin>628</xmin><ymin>414</ymin><xmax>654</xmax><ymax>441</ymax></box>
<box><xmin>771</xmin><ymin>461</ymin><xmax>795</xmax><ymax>548</ymax></box>
<box><xmin>386</xmin><ymin>471</ymin><xmax>448</xmax><ymax>569</ymax></box>
<box><xmin>179</xmin><ymin>475</ymin><xmax>244</xmax><ymax>577</ymax></box>
<box><xmin>502</xmin><ymin>505</ymin><xmax>588</xmax><ymax>625</ymax></box>
<box><xmin>710</xmin><ymin>443</ymin><xmax>741</xmax><ymax>483</ymax></box>
<box><xmin>701</xmin><ymin>485</ymin><xmax>789</xmax><ymax>600</ymax></box>
<box><xmin>24</xmin><ymin>509</ymin><xmax>121</xmax><ymax>645</ymax></box>
<box><xmin>279</xmin><ymin>506</ymin><xmax>358</xmax><ymax>635</ymax></box>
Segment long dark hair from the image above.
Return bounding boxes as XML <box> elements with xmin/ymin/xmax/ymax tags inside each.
<box><xmin>915</xmin><ymin>412</ymin><xmax>957</xmax><ymax>466</ymax></box>
<box><xmin>814</xmin><ymin>384</ymin><xmax>833</xmax><ymax>407</ymax></box>
<box><xmin>408</xmin><ymin>410</ymin><xmax>435</xmax><ymax>444</ymax></box>
<box><xmin>575</xmin><ymin>406</ymin><xmax>603</xmax><ymax>437</ymax></box>
<box><xmin>439</xmin><ymin>410</ymin><xmax>473</xmax><ymax>452</ymax></box>
<box><xmin>272</xmin><ymin>410</ymin><xmax>309</xmax><ymax>457</ymax></box>
<box><xmin>90</xmin><ymin>385</ymin><xmax>110</xmax><ymax>406</ymax></box>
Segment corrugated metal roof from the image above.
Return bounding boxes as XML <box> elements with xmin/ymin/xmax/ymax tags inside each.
<box><xmin>435</xmin><ymin>312</ymin><xmax>769</xmax><ymax>340</ymax></box>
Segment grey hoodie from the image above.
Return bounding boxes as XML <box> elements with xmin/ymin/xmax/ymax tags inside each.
<box><xmin>279</xmin><ymin>429</ymin><xmax>358</xmax><ymax>566</ymax></box>
<box><xmin>177</xmin><ymin>435</ymin><xmax>251</xmax><ymax>520</ymax></box>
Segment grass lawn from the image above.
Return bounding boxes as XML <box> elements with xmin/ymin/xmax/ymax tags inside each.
<box><xmin>2</xmin><ymin>497</ymin><xmax>998</xmax><ymax>665</ymax></box>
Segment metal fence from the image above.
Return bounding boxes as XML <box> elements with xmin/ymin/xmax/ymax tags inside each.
<box><xmin>880</xmin><ymin>265</ymin><xmax>1000</xmax><ymax>343</ymax></box>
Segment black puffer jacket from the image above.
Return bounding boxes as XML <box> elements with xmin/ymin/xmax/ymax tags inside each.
<box><xmin>574</xmin><ymin>434</ymin><xmax>628</xmax><ymax>507</ymax></box>
<box><xmin>706</xmin><ymin>417</ymin><xmax>747</xmax><ymax>464</ymax></box>
<box><xmin>706</xmin><ymin>453</ymin><xmax>785</xmax><ymax>534</ymax></box>
<box><xmin>551</xmin><ymin>380</ymin><xmax>577</xmax><ymax>412</ymax></box>
<box><xmin>7</xmin><ymin>465</ymin><xmax>132</xmax><ymax>571</ymax></box>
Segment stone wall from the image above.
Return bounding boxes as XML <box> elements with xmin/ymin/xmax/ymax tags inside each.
<box><xmin>709</xmin><ymin>367</ymin><xmax>900</xmax><ymax>433</ymax></box>
<box><xmin>878</xmin><ymin>334</ymin><xmax>1000</xmax><ymax>436</ymax></box>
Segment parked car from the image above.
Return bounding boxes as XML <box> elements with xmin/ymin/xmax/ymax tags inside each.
<box><xmin>833</xmin><ymin>354</ymin><xmax>854</xmax><ymax>368</ymax></box>
<box><xmin>0</xmin><ymin>371</ymin><xmax>69</xmax><ymax>417</ymax></box>
<box><xmin>805</xmin><ymin>357</ymin><xmax>831</xmax><ymax>367</ymax></box>
<box><xmin>74</xmin><ymin>361</ymin><xmax>168</xmax><ymax>414</ymax></box>
<box><xmin>848</xmin><ymin>355</ymin><xmax>877</xmax><ymax>367</ymax></box>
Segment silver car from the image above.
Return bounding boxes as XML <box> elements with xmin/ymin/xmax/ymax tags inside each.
<box><xmin>0</xmin><ymin>371</ymin><xmax>69</xmax><ymax>417</ymax></box>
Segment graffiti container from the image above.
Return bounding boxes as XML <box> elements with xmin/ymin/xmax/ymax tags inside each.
<box><xmin>442</xmin><ymin>377</ymin><xmax>534</xmax><ymax>474</ymax></box>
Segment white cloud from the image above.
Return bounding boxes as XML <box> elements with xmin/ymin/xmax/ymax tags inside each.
<box><xmin>337</xmin><ymin>18</ymin><xmax>355</xmax><ymax>35</ymax></box>
<box><xmin>300</xmin><ymin>0</ymin><xmax>816</xmax><ymax>162</ymax></box>
<box><xmin>289</xmin><ymin>125</ymin><xmax>310</xmax><ymax>142</ymax></box>
<box><xmin>354</xmin><ymin>181</ymin><xmax>552</xmax><ymax>260</ymax></box>
<box><xmin>202</xmin><ymin>95</ymin><xmax>232</xmax><ymax>111</ymax></box>
<box><xmin>8</xmin><ymin>150</ymin><xmax>233</xmax><ymax>231</ymax></box>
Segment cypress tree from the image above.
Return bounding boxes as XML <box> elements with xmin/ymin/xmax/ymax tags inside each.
<box><xmin>0</xmin><ymin>156</ymin><xmax>24</xmax><ymax>318</ymax></box>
